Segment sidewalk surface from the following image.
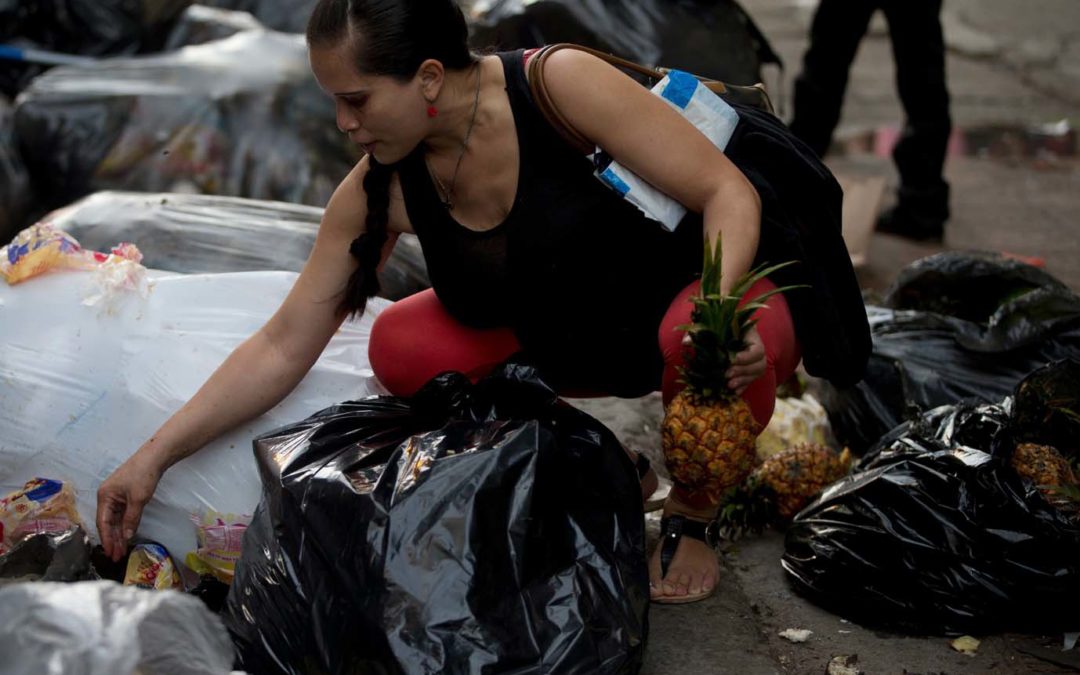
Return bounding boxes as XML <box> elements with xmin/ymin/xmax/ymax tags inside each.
<box><xmin>573</xmin><ymin>1</ymin><xmax>1080</xmax><ymax>672</ymax></box>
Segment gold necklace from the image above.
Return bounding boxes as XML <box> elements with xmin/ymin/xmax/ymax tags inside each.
<box><xmin>427</xmin><ymin>64</ymin><xmax>482</xmax><ymax>210</ymax></box>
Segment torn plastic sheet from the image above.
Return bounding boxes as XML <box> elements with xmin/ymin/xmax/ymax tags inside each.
<box><xmin>0</xmin><ymin>269</ymin><xmax>388</xmax><ymax>561</ymax></box>
<box><xmin>45</xmin><ymin>190</ymin><xmax>430</xmax><ymax>300</ymax></box>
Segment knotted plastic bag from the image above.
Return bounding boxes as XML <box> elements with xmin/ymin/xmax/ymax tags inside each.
<box><xmin>225</xmin><ymin>363</ymin><xmax>649</xmax><ymax>674</ymax></box>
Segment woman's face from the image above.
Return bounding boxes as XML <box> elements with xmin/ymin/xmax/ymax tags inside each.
<box><xmin>309</xmin><ymin>41</ymin><xmax>428</xmax><ymax>164</ymax></box>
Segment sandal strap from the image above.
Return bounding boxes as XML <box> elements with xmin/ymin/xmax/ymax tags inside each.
<box><xmin>659</xmin><ymin>514</ymin><xmax>720</xmax><ymax>578</ymax></box>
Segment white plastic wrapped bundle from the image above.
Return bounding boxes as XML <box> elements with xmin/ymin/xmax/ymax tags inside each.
<box><xmin>0</xmin><ymin>269</ymin><xmax>388</xmax><ymax>561</ymax></box>
<box><xmin>594</xmin><ymin>69</ymin><xmax>740</xmax><ymax>231</ymax></box>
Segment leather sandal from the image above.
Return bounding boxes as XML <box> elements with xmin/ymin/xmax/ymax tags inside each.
<box><xmin>652</xmin><ymin>513</ymin><xmax>720</xmax><ymax>604</ymax></box>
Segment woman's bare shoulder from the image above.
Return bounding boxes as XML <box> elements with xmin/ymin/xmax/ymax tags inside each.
<box><xmin>323</xmin><ymin>156</ymin><xmax>414</xmax><ymax>237</ymax></box>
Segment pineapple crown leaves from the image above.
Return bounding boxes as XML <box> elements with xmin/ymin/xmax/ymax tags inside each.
<box><xmin>677</xmin><ymin>235</ymin><xmax>806</xmax><ymax>401</ymax></box>
<box><xmin>714</xmin><ymin>475</ymin><xmax>778</xmax><ymax>541</ymax></box>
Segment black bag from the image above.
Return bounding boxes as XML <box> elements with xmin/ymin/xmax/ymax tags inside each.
<box><xmin>225</xmin><ymin>364</ymin><xmax>650</xmax><ymax>674</ymax></box>
<box><xmin>783</xmin><ymin>360</ymin><xmax>1080</xmax><ymax>635</ymax></box>
<box><xmin>818</xmin><ymin>252</ymin><xmax>1080</xmax><ymax>454</ymax></box>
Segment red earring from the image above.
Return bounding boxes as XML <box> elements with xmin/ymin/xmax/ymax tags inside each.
<box><xmin>427</xmin><ymin>104</ymin><xmax>438</xmax><ymax>118</ymax></box>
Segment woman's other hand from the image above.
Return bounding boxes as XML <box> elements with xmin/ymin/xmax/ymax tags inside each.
<box><xmin>726</xmin><ymin>324</ymin><xmax>766</xmax><ymax>395</ymax></box>
<box><xmin>95</xmin><ymin>453</ymin><xmax>164</xmax><ymax>562</ymax></box>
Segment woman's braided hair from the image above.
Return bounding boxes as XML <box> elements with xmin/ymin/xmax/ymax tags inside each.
<box><xmin>306</xmin><ymin>0</ymin><xmax>475</xmax><ymax>317</ymax></box>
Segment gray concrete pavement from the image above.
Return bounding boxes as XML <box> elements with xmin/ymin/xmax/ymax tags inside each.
<box><xmin>577</xmin><ymin>1</ymin><xmax>1080</xmax><ymax>672</ymax></box>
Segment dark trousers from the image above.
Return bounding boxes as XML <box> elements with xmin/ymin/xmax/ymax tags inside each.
<box><xmin>790</xmin><ymin>0</ymin><xmax>951</xmax><ymax>221</ymax></box>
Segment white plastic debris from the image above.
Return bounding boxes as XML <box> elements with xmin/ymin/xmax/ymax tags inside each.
<box><xmin>0</xmin><ymin>580</ymin><xmax>241</xmax><ymax>675</ymax></box>
<box><xmin>1065</xmin><ymin>632</ymin><xmax>1079</xmax><ymax>651</ymax></box>
<box><xmin>950</xmin><ymin>635</ymin><xmax>980</xmax><ymax>655</ymax></box>
<box><xmin>779</xmin><ymin>628</ymin><xmax>813</xmax><ymax>643</ymax></box>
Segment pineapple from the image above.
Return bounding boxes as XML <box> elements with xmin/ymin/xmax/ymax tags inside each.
<box><xmin>715</xmin><ymin>443</ymin><xmax>852</xmax><ymax>538</ymax></box>
<box><xmin>661</xmin><ymin>235</ymin><xmax>797</xmax><ymax>505</ymax></box>
<box><xmin>1010</xmin><ymin>442</ymin><xmax>1079</xmax><ymax>513</ymax></box>
<box><xmin>752</xmin><ymin>443</ymin><xmax>853</xmax><ymax>520</ymax></box>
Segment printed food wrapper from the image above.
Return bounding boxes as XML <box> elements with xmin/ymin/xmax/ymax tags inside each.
<box><xmin>124</xmin><ymin>543</ymin><xmax>183</xmax><ymax>591</ymax></box>
<box><xmin>0</xmin><ymin>478</ymin><xmax>84</xmax><ymax>555</ymax></box>
<box><xmin>1</xmin><ymin>222</ymin><xmax>145</xmax><ymax>288</ymax></box>
<box><xmin>185</xmin><ymin>510</ymin><xmax>250</xmax><ymax>584</ymax></box>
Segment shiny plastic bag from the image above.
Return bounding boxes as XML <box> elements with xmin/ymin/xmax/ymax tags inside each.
<box><xmin>817</xmin><ymin>252</ymin><xmax>1080</xmax><ymax>455</ymax></box>
<box><xmin>225</xmin><ymin>364</ymin><xmax>649</xmax><ymax>674</ymax></box>
<box><xmin>0</xmin><ymin>580</ymin><xmax>237</xmax><ymax>675</ymax></box>
<box><xmin>13</xmin><ymin>30</ymin><xmax>359</xmax><ymax>213</ymax></box>
<box><xmin>0</xmin><ymin>269</ymin><xmax>388</xmax><ymax>562</ymax></box>
<box><xmin>783</xmin><ymin>361</ymin><xmax>1080</xmax><ymax>635</ymax></box>
<box><xmin>45</xmin><ymin>190</ymin><xmax>431</xmax><ymax>300</ymax></box>
<box><xmin>469</xmin><ymin>0</ymin><xmax>780</xmax><ymax>86</ymax></box>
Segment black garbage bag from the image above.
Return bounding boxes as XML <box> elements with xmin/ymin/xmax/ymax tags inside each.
<box><xmin>224</xmin><ymin>364</ymin><xmax>649</xmax><ymax>674</ymax></box>
<box><xmin>817</xmin><ymin>252</ymin><xmax>1080</xmax><ymax>455</ymax></box>
<box><xmin>45</xmin><ymin>190</ymin><xmax>430</xmax><ymax>300</ymax></box>
<box><xmin>162</xmin><ymin>4</ymin><xmax>264</xmax><ymax>51</ymax></box>
<box><xmin>783</xmin><ymin>360</ymin><xmax>1080</xmax><ymax>635</ymax></box>
<box><xmin>13</xmin><ymin>30</ymin><xmax>359</xmax><ymax>214</ymax></box>
<box><xmin>0</xmin><ymin>95</ymin><xmax>33</xmax><ymax>242</ymax></box>
<box><xmin>0</xmin><ymin>0</ymin><xmax>191</xmax><ymax>97</ymax></box>
<box><xmin>0</xmin><ymin>527</ymin><xmax>96</xmax><ymax>582</ymax></box>
<box><xmin>469</xmin><ymin>0</ymin><xmax>781</xmax><ymax>86</ymax></box>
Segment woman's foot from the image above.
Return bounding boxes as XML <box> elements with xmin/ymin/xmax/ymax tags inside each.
<box><xmin>648</xmin><ymin>497</ymin><xmax>720</xmax><ymax>603</ymax></box>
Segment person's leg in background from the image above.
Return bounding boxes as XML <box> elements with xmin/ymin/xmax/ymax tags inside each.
<box><xmin>789</xmin><ymin>0</ymin><xmax>879</xmax><ymax>157</ymax></box>
<box><xmin>650</xmin><ymin>276</ymin><xmax>801</xmax><ymax>601</ymax></box>
<box><xmin>876</xmin><ymin>0</ymin><xmax>952</xmax><ymax>240</ymax></box>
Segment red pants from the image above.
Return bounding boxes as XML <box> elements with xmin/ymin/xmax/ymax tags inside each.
<box><xmin>369</xmin><ymin>279</ymin><xmax>800</xmax><ymax>428</ymax></box>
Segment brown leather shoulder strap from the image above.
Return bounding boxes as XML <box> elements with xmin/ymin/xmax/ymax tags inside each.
<box><xmin>526</xmin><ymin>44</ymin><xmax>596</xmax><ymax>155</ymax></box>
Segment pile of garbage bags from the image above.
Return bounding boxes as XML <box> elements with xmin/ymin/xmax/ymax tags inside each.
<box><xmin>0</xmin><ymin>0</ymin><xmax>192</xmax><ymax>97</ymax></box>
<box><xmin>469</xmin><ymin>0</ymin><xmax>781</xmax><ymax>85</ymax></box>
<box><xmin>43</xmin><ymin>190</ymin><xmax>430</xmax><ymax>299</ymax></box>
<box><xmin>785</xmin><ymin>360</ymin><xmax>1080</xmax><ymax>635</ymax></box>
<box><xmin>817</xmin><ymin>252</ymin><xmax>1080</xmax><ymax>455</ymax></box>
<box><xmin>226</xmin><ymin>364</ymin><xmax>650</xmax><ymax>674</ymax></box>
<box><xmin>13</xmin><ymin>30</ymin><xmax>358</xmax><ymax>216</ymax></box>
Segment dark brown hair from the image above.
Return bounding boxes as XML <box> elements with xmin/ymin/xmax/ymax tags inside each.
<box><xmin>306</xmin><ymin>0</ymin><xmax>475</xmax><ymax>316</ymax></box>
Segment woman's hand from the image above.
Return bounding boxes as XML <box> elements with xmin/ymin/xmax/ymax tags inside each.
<box><xmin>726</xmin><ymin>325</ymin><xmax>766</xmax><ymax>395</ymax></box>
<box><xmin>680</xmin><ymin>324</ymin><xmax>767</xmax><ymax>395</ymax></box>
<box><xmin>96</xmin><ymin>452</ymin><xmax>165</xmax><ymax>562</ymax></box>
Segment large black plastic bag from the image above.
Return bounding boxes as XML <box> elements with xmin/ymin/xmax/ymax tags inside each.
<box><xmin>817</xmin><ymin>252</ymin><xmax>1080</xmax><ymax>455</ymax></box>
<box><xmin>468</xmin><ymin>0</ymin><xmax>780</xmax><ymax>86</ymax></box>
<box><xmin>783</xmin><ymin>361</ymin><xmax>1080</xmax><ymax>635</ymax></box>
<box><xmin>225</xmin><ymin>364</ymin><xmax>649</xmax><ymax>674</ymax></box>
<box><xmin>0</xmin><ymin>0</ymin><xmax>191</xmax><ymax>97</ymax></box>
<box><xmin>13</xmin><ymin>30</ymin><xmax>359</xmax><ymax>214</ymax></box>
<box><xmin>46</xmin><ymin>190</ymin><xmax>430</xmax><ymax>300</ymax></box>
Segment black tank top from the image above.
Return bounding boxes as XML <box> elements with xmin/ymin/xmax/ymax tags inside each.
<box><xmin>396</xmin><ymin>49</ymin><xmax>703</xmax><ymax>397</ymax></box>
